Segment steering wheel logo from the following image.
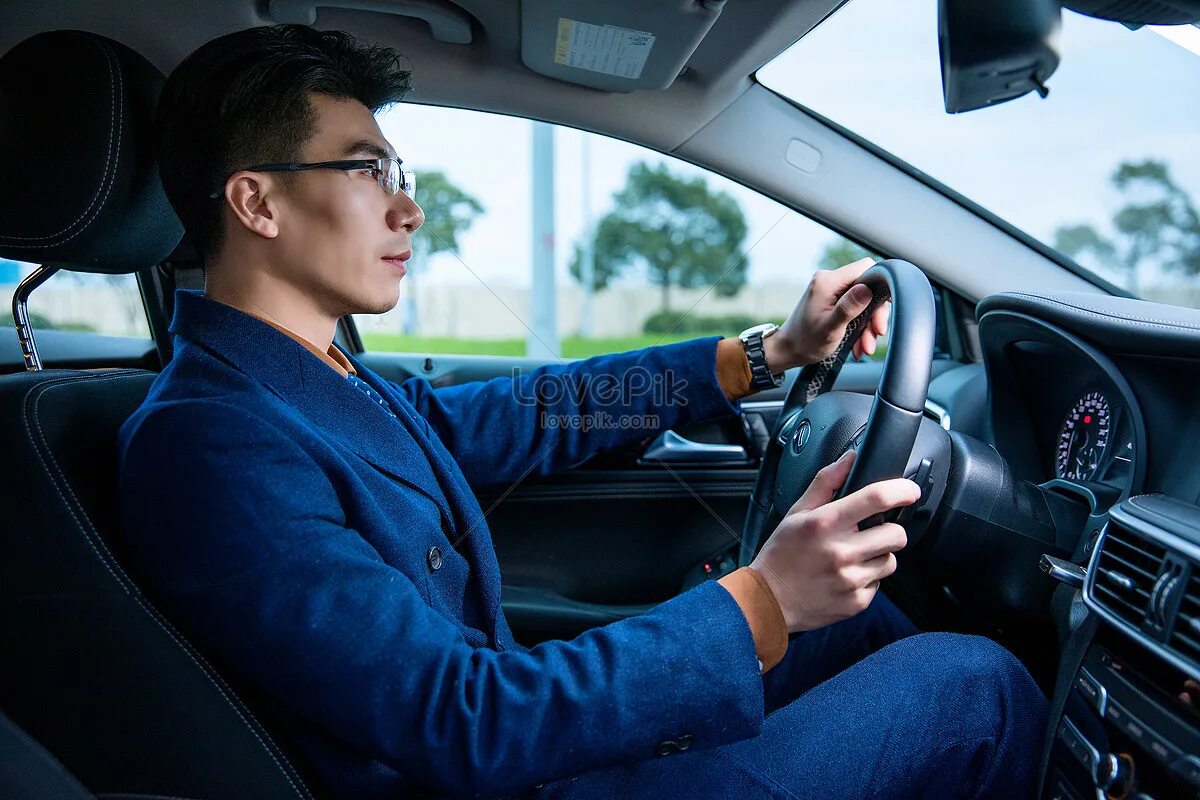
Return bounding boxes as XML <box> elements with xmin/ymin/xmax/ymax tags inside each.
<box><xmin>791</xmin><ymin>420</ymin><xmax>812</xmax><ymax>454</ymax></box>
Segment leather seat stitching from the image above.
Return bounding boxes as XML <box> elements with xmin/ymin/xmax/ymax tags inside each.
<box><xmin>20</xmin><ymin>370</ymin><xmax>312</xmax><ymax>799</ymax></box>
<box><xmin>0</xmin><ymin>36</ymin><xmax>123</xmax><ymax>246</ymax></box>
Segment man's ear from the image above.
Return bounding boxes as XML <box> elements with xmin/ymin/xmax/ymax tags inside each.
<box><xmin>224</xmin><ymin>173</ymin><xmax>281</xmax><ymax>240</ymax></box>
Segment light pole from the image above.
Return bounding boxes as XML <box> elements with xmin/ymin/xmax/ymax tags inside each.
<box><xmin>529</xmin><ymin>121</ymin><xmax>559</xmax><ymax>358</ymax></box>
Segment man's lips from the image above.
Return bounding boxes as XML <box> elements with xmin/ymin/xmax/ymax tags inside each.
<box><xmin>382</xmin><ymin>252</ymin><xmax>411</xmax><ymax>272</ymax></box>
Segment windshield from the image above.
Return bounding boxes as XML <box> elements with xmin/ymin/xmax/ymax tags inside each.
<box><xmin>758</xmin><ymin>3</ymin><xmax>1200</xmax><ymax>309</ymax></box>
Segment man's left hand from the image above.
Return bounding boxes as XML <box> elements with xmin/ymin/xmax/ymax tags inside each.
<box><xmin>764</xmin><ymin>257</ymin><xmax>890</xmax><ymax>373</ymax></box>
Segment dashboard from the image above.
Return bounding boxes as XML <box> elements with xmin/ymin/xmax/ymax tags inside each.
<box><xmin>1003</xmin><ymin>339</ymin><xmax>1140</xmax><ymax>501</ymax></box>
<box><xmin>971</xmin><ymin>291</ymin><xmax>1200</xmax><ymax>800</ymax></box>
<box><xmin>976</xmin><ymin>291</ymin><xmax>1200</xmax><ymax>512</ymax></box>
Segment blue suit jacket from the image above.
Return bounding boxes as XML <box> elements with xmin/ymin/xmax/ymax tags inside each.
<box><xmin>117</xmin><ymin>290</ymin><xmax>764</xmax><ymax>797</ymax></box>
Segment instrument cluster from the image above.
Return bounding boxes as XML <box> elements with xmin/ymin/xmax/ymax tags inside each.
<box><xmin>1053</xmin><ymin>389</ymin><xmax>1136</xmax><ymax>490</ymax></box>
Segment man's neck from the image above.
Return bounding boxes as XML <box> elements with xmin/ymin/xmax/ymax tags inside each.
<box><xmin>204</xmin><ymin>259</ymin><xmax>338</xmax><ymax>350</ymax></box>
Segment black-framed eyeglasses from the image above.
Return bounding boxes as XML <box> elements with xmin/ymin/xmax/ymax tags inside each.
<box><xmin>208</xmin><ymin>157</ymin><xmax>415</xmax><ymax>200</ymax></box>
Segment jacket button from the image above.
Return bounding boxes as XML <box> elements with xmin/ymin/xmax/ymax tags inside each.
<box><xmin>655</xmin><ymin>741</ymin><xmax>676</xmax><ymax>757</ymax></box>
<box><xmin>675</xmin><ymin>734</ymin><xmax>694</xmax><ymax>751</ymax></box>
<box><xmin>426</xmin><ymin>546</ymin><xmax>443</xmax><ymax>572</ymax></box>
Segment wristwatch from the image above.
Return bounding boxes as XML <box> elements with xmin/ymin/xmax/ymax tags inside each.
<box><xmin>738</xmin><ymin>323</ymin><xmax>784</xmax><ymax>391</ymax></box>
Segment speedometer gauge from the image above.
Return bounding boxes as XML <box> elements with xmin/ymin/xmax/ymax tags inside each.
<box><xmin>1055</xmin><ymin>392</ymin><xmax>1111</xmax><ymax>481</ymax></box>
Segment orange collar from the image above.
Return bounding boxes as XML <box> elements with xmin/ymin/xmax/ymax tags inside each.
<box><xmin>245</xmin><ymin>312</ymin><xmax>357</xmax><ymax>378</ymax></box>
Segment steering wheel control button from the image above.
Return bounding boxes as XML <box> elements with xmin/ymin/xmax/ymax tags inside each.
<box><xmin>426</xmin><ymin>546</ymin><xmax>443</xmax><ymax>573</ymax></box>
<box><xmin>896</xmin><ymin>457</ymin><xmax>935</xmax><ymax>524</ymax></box>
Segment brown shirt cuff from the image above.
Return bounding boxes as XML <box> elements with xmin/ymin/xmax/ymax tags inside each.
<box><xmin>716</xmin><ymin>337</ymin><xmax>754</xmax><ymax>401</ymax></box>
<box><xmin>717</xmin><ymin>566</ymin><xmax>788</xmax><ymax>673</ymax></box>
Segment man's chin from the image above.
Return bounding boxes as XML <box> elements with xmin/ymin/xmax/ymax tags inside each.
<box><xmin>356</xmin><ymin>291</ymin><xmax>401</xmax><ymax>317</ymax></box>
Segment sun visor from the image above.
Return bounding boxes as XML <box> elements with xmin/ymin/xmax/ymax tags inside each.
<box><xmin>521</xmin><ymin>0</ymin><xmax>726</xmax><ymax>92</ymax></box>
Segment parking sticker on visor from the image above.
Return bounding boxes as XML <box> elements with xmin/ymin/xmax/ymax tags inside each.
<box><xmin>554</xmin><ymin>18</ymin><xmax>654</xmax><ymax>80</ymax></box>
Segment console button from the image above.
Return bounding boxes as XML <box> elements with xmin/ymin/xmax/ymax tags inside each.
<box><xmin>1142</xmin><ymin>728</ymin><xmax>1179</xmax><ymax>767</ymax></box>
<box><xmin>1104</xmin><ymin>699</ymin><xmax>1144</xmax><ymax>746</ymax></box>
<box><xmin>1059</xmin><ymin>718</ymin><xmax>1098</xmax><ymax>774</ymax></box>
<box><xmin>1096</xmin><ymin>752</ymin><xmax>1134</xmax><ymax>799</ymax></box>
<box><xmin>1171</xmin><ymin>755</ymin><xmax>1200</xmax><ymax>791</ymax></box>
<box><xmin>1075</xmin><ymin>669</ymin><xmax>1106</xmax><ymax>714</ymax></box>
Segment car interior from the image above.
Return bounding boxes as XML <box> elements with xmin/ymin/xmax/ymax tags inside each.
<box><xmin>1</xmin><ymin>1</ymin><xmax>1199</xmax><ymax>799</ymax></box>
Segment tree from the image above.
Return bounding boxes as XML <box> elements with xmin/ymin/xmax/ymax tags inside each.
<box><xmin>413</xmin><ymin>169</ymin><xmax>485</xmax><ymax>255</ymax></box>
<box><xmin>1053</xmin><ymin>159</ymin><xmax>1200</xmax><ymax>292</ymax></box>
<box><xmin>569</xmin><ymin>162</ymin><xmax>748</xmax><ymax>312</ymax></box>
<box><xmin>817</xmin><ymin>237</ymin><xmax>877</xmax><ymax>270</ymax></box>
<box><xmin>405</xmin><ymin>169</ymin><xmax>484</xmax><ymax>333</ymax></box>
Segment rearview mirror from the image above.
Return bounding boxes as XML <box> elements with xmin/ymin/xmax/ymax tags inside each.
<box><xmin>938</xmin><ymin>0</ymin><xmax>1062</xmax><ymax>113</ymax></box>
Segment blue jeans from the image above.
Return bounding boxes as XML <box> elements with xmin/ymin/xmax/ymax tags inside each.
<box><xmin>543</xmin><ymin>595</ymin><xmax>1047</xmax><ymax>799</ymax></box>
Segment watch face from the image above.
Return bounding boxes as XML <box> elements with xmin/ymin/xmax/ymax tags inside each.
<box><xmin>740</xmin><ymin>323</ymin><xmax>778</xmax><ymax>340</ymax></box>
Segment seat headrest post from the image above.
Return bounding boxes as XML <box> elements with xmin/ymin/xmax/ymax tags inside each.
<box><xmin>11</xmin><ymin>264</ymin><xmax>58</xmax><ymax>372</ymax></box>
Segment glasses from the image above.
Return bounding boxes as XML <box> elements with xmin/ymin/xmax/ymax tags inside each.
<box><xmin>208</xmin><ymin>157</ymin><xmax>415</xmax><ymax>199</ymax></box>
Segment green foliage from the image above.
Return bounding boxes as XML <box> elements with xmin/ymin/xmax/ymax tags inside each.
<box><xmin>569</xmin><ymin>162</ymin><xmax>749</xmax><ymax>311</ymax></box>
<box><xmin>562</xmin><ymin>334</ymin><xmax>695</xmax><ymax>358</ymax></box>
<box><xmin>411</xmin><ymin>169</ymin><xmax>484</xmax><ymax>255</ymax></box>
<box><xmin>359</xmin><ymin>333</ymin><xmax>700</xmax><ymax>358</ymax></box>
<box><xmin>1053</xmin><ymin>159</ymin><xmax>1200</xmax><ymax>290</ymax></box>
<box><xmin>360</xmin><ymin>334</ymin><xmax>525</xmax><ymax>356</ymax></box>
<box><xmin>1052</xmin><ymin>224</ymin><xmax>1119</xmax><ymax>272</ymax></box>
<box><xmin>642</xmin><ymin>310</ymin><xmax>759</xmax><ymax>336</ymax></box>
<box><xmin>817</xmin><ymin>238</ymin><xmax>877</xmax><ymax>270</ymax></box>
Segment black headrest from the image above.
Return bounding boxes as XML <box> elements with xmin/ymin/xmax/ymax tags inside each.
<box><xmin>0</xmin><ymin>30</ymin><xmax>182</xmax><ymax>274</ymax></box>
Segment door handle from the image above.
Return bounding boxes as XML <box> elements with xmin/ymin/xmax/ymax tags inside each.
<box><xmin>641</xmin><ymin>430</ymin><xmax>749</xmax><ymax>464</ymax></box>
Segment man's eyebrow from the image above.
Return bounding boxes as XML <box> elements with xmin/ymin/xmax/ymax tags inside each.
<box><xmin>341</xmin><ymin>139</ymin><xmax>395</xmax><ymax>160</ymax></box>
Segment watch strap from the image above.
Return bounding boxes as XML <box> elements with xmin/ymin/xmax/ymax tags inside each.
<box><xmin>742</xmin><ymin>331</ymin><xmax>782</xmax><ymax>391</ymax></box>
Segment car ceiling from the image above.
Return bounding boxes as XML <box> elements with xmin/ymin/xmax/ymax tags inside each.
<box><xmin>0</xmin><ymin>0</ymin><xmax>843</xmax><ymax>153</ymax></box>
<box><xmin>1</xmin><ymin>0</ymin><xmax>1105</xmax><ymax>302</ymax></box>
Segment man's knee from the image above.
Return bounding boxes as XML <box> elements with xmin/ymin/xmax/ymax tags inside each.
<box><xmin>887</xmin><ymin>632</ymin><xmax>1046</xmax><ymax>729</ymax></box>
<box><xmin>878</xmin><ymin>633</ymin><xmax>1046</xmax><ymax>796</ymax></box>
<box><xmin>890</xmin><ymin>631</ymin><xmax>1023</xmax><ymax>676</ymax></box>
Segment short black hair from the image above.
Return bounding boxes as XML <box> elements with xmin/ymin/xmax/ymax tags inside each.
<box><xmin>156</xmin><ymin>24</ymin><xmax>412</xmax><ymax>259</ymax></box>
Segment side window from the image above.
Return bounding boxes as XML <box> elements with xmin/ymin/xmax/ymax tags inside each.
<box><xmin>355</xmin><ymin>105</ymin><xmax>923</xmax><ymax>361</ymax></box>
<box><xmin>2</xmin><ymin>259</ymin><xmax>151</xmax><ymax>338</ymax></box>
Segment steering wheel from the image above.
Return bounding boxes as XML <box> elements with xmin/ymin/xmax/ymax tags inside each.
<box><xmin>739</xmin><ymin>260</ymin><xmax>941</xmax><ymax>564</ymax></box>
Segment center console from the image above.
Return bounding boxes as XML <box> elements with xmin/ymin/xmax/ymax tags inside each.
<box><xmin>1044</xmin><ymin>495</ymin><xmax>1200</xmax><ymax>800</ymax></box>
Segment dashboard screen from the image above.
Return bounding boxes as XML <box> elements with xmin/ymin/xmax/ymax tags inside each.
<box><xmin>1008</xmin><ymin>341</ymin><xmax>1139</xmax><ymax>496</ymax></box>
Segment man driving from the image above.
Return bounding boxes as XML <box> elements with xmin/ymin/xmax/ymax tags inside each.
<box><xmin>118</xmin><ymin>24</ymin><xmax>1046</xmax><ymax>799</ymax></box>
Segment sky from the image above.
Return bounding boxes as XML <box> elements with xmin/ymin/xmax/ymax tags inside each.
<box><xmin>379</xmin><ymin>1</ymin><xmax>1200</xmax><ymax>293</ymax></box>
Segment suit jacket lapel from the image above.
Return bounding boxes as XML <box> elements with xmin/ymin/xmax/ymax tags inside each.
<box><xmin>350</xmin><ymin>358</ymin><xmax>506</xmax><ymax>637</ymax></box>
<box><xmin>169</xmin><ymin>290</ymin><xmax>453</xmax><ymax>525</ymax></box>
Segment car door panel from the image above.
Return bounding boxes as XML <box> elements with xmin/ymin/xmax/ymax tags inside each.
<box><xmin>356</xmin><ymin>349</ymin><xmax>973</xmax><ymax>643</ymax></box>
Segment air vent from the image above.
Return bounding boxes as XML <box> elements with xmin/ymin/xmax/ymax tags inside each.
<box><xmin>1169</xmin><ymin>570</ymin><xmax>1200</xmax><ymax>667</ymax></box>
<box><xmin>1086</xmin><ymin>498</ymin><xmax>1200</xmax><ymax>679</ymax></box>
<box><xmin>1091</xmin><ymin>524</ymin><xmax>1166</xmax><ymax>629</ymax></box>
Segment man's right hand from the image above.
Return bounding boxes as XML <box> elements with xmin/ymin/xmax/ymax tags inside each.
<box><xmin>750</xmin><ymin>450</ymin><xmax>920</xmax><ymax>634</ymax></box>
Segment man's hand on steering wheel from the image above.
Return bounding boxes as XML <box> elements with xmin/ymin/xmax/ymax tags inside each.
<box><xmin>751</xmin><ymin>450</ymin><xmax>920</xmax><ymax>634</ymax></box>
<box><xmin>764</xmin><ymin>257</ymin><xmax>892</xmax><ymax>372</ymax></box>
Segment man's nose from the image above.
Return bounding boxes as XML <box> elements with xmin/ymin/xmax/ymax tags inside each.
<box><xmin>388</xmin><ymin>191</ymin><xmax>424</xmax><ymax>233</ymax></box>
